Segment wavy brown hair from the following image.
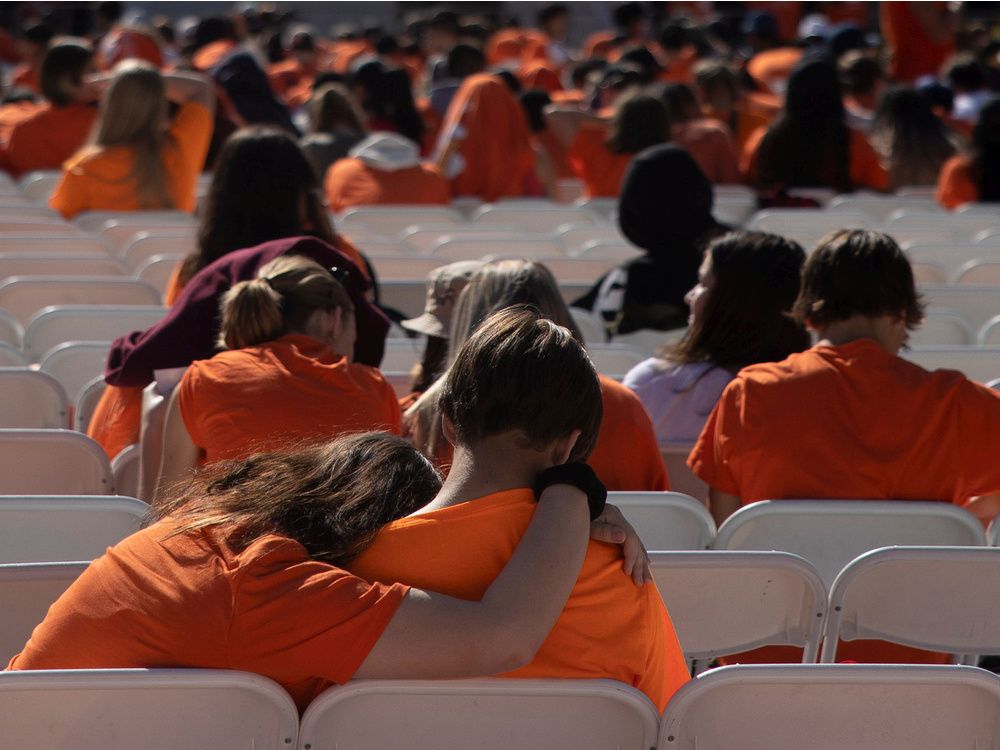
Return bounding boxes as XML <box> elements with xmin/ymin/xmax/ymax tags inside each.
<box><xmin>152</xmin><ymin>432</ymin><xmax>441</xmax><ymax>567</ymax></box>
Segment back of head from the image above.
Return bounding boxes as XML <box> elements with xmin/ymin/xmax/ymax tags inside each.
<box><xmin>783</xmin><ymin>59</ymin><xmax>844</xmax><ymax>124</ymax></box>
<box><xmin>653</xmin><ymin>81</ymin><xmax>701</xmax><ymax>124</ymax></box>
<box><xmin>871</xmin><ymin>87</ymin><xmax>955</xmax><ymax>184</ymax></box>
<box><xmin>194</xmin><ymin>126</ymin><xmax>333</xmax><ymax>277</ymax></box>
<box><xmin>692</xmin><ymin>61</ymin><xmax>741</xmax><ymax>114</ymax></box>
<box><xmin>617</xmin><ymin>46</ymin><xmax>660</xmax><ymax>84</ymax></box>
<box><xmin>944</xmin><ymin>55</ymin><xmax>987</xmax><ymax>92</ymax></box>
<box><xmin>40</xmin><ymin>38</ymin><xmax>94</xmax><ymax>106</ymax></box>
<box><xmin>308</xmin><ymin>83</ymin><xmax>365</xmax><ymax>134</ymax></box>
<box><xmin>440</xmin><ymin>306</ymin><xmax>602</xmax><ymax>460</ymax></box>
<box><xmin>617</xmin><ymin>143</ymin><xmax>715</xmax><ymax>254</ymax></box>
<box><xmin>672</xmin><ymin>231</ymin><xmax>809</xmax><ymax>370</ymax></box>
<box><xmin>447</xmin><ymin>43</ymin><xmax>486</xmax><ymax>79</ymax></box>
<box><xmin>607</xmin><ymin>90</ymin><xmax>669</xmax><ymax>153</ymax></box>
<box><xmin>154</xmin><ymin>432</ymin><xmax>441</xmax><ymax>566</ymax></box>
<box><xmin>794</xmin><ymin>229</ymin><xmax>924</xmax><ymax>331</ymax></box>
<box><xmin>219</xmin><ymin>254</ymin><xmax>353</xmax><ymax>350</ymax></box>
<box><xmin>612</xmin><ymin>2</ymin><xmax>645</xmax><ymax>33</ymax></box>
<box><xmin>96</xmin><ymin>60</ymin><xmax>166</xmax><ymax>147</ymax></box>
<box><xmin>973</xmin><ymin>97</ymin><xmax>1000</xmax><ymax>202</ymax></box>
<box><xmin>838</xmin><ymin>52</ymin><xmax>885</xmax><ymax>98</ymax></box>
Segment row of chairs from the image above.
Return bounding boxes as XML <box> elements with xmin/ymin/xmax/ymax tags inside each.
<box><xmin>5</xmin><ymin>663</ymin><xmax>1000</xmax><ymax>750</ymax></box>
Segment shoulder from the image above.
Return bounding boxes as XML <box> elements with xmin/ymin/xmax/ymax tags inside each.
<box><xmin>623</xmin><ymin>357</ymin><xmax>669</xmax><ymax>388</ymax></box>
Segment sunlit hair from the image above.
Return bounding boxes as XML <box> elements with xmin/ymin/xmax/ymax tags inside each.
<box><xmin>308</xmin><ymin>83</ymin><xmax>365</xmax><ymax>134</ymax></box>
<box><xmin>219</xmin><ymin>255</ymin><xmax>353</xmax><ymax>350</ymax></box>
<box><xmin>91</xmin><ymin>60</ymin><xmax>172</xmax><ymax>209</ymax></box>
<box><xmin>870</xmin><ymin>87</ymin><xmax>957</xmax><ymax>188</ymax></box>
<box><xmin>606</xmin><ymin>90</ymin><xmax>669</xmax><ymax>154</ymax></box>
<box><xmin>152</xmin><ymin>432</ymin><xmax>441</xmax><ymax>566</ymax></box>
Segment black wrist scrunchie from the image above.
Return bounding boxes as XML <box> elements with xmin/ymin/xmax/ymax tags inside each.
<box><xmin>533</xmin><ymin>462</ymin><xmax>607</xmax><ymax>521</ymax></box>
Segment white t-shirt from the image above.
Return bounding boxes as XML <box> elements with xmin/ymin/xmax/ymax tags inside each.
<box><xmin>623</xmin><ymin>359</ymin><xmax>734</xmax><ymax>447</ymax></box>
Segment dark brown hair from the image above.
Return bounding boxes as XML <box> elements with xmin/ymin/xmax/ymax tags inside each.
<box><xmin>439</xmin><ymin>306</ymin><xmax>602</xmax><ymax>461</ymax></box>
<box><xmin>153</xmin><ymin>432</ymin><xmax>441</xmax><ymax>566</ymax></box>
<box><xmin>794</xmin><ymin>229</ymin><xmax>925</xmax><ymax>330</ymax></box>
<box><xmin>308</xmin><ymin>83</ymin><xmax>365</xmax><ymax>134</ymax></box>
<box><xmin>670</xmin><ymin>230</ymin><xmax>810</xmax><ymax>371</ymax></box>
<box><xmin>40</xmin><ymin>38</ymin><xmax>93</xmax><ymax>106</ymax></box>
<box><xmin>606</xmin><ymin>91</ymin><xmax>669</xmax><ymax>154</ymax></box>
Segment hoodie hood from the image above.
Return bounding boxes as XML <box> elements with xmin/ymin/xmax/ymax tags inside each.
<box><xmin>348</xmin><ymin>132</ymin><xmax>421</xmax><ymax>172</ymax></box>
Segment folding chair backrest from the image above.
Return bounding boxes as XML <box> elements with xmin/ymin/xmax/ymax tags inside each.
<box><xmin>982</xmin><ymin>316</ymin><xmax>1000</xmax><ymax>346</ymax></box>
<box><xmin>379</xmin><ymin>339</ymin><xmax>424</xmax><ymax>373</ymax></box>
<box><xmin>338</xmin><ymin>206</ymin><xmax>464</xmax><ymax>236</ymax></box>
<box><xmin>0</xmin><ymin>276</ymin><xmax>160</xmax><ymax>325</ymax></box>
<box><xmin>0</xmin><ymin>495</ymin><xmax>147</xmax><ymax>563</ymax></box>
<box><xmin>75</xmin><ymin>375</ymin><xmax>106</xmax><ymax>432</ymax></box>
<box><xmin>901</xmin><ymin>345</ymin><xmax>1000</xmax><ymax>384</ymax></box>
<box><xmin>24</xmin><ymin>305</ymin><xmax>165</xmax><ymax>363</ymax></box>
<box><xmin>660</xmin><ymin>445</ymin><xmax>708</xmax><ymax>506</ymax></box>
<box><xmin>828</xmin><ymin>195</ymin><xmax>941</xmax><ymax>223</ymax></box>
<box><xmin>537</xmin><ymin>256</ymin><xmax>618</xmax><ymax>284</ymax></box>
<box><xmin>110</xmin><ymin>444</ymin><xmax>141</xmax><ymax>498</ymax></box>
<box><xmin>431</xmin><ymin>238</ymin><xmax>566</xmax><ymax>261</ymax></box>
<box><xmin>379</xmin><ymin>280</ymin><xmax>425</xmax><ymax>318</ymax></box>
<box><xmin>122</xmin><ymin>231</ymin><xmax>195</xmax><ymax>270</ymax></box>
<box><xmin>821</xmin><ymin>546</ymin><xmax>1000</xmax><ymax>662</ymax></box>
<box><xmin>0</xmin><ymin>369</ymin><xmax>68</xmax><ymax>428</ymax></box>
<box><xmin>908</xmin><ymin>308</ymin><xmax>977</xmax><ymax>346</ymax></box>
<box><xmin>73</xmin><ymin>210</ymin><xmax>193</xmax><ymax>234</ymax></box>
<box><xmin>368</xmin><ymin>255</ymin><xmax>442</xmax><ymax>281</ymax></box>
<box><xmin>554</xmin><ymin>225</ymin><xmax>627</xmax><ymax>253</ymax></box>
<box><xmin>474</xmin><ymin>205</ymin><xmax>601</xmax><ymax>232</ymax></box>
<box><xmin>299</xmin><ymin>679</ymin><xmax>659</xmax><ymax>750</ymax></box>
<box><xmin>713</xmin><ymin>500</ymin><xmax>986</xmax><ymax>587</ymax></box>
<box><xmin>650</xmin><ymin>551</ymin><xmax>826</xmax><ymax>664</ymax></box>
<box><xmin>0</xmin><ymin>234</ymin><xmax>110</xmax><ymax>256</ymax></box>
<box><xmin>903</xmin><ymin>242</ymin><xmax>999</xmax><ymax>280</ymax></box>
<box><xmin>659</xmin><ymin>664</ymin><xmax>1000</xmax><ymax>750</ymax></box>
<box><xmin>920</xmin><ymin>284</ymin><xmax>1000</xmax><ymax>330</ymax></box>
<box><xmin>746</xmin><ymin>209</ymin><xmax>870</xmax><ymax>236</ymax></box>
<box><xmin>955</xmin><ymin>258</ymin><xmax>1000</xmax><ymax>285</ymax></box>
<box><xmin>0</xmin><ymin>253</ymin><xmax>126</xmax><ymax>278</ymax></box>
<box><xmin>38</xmin><ymin>341</ymin><xmax>111</xmax><ymax>405</ymax></box>
<box><xmin>18</xmin><ymin>171</ymin><xmax>62</xmax><ymax>203</ymax></box>
<box><xmin>587</xmin><ymin>344</ymin><xmax>650</xmax><ymax>378</ymax></box>
<box><xmin>0</xmin><ymin>308</ymin><xmax>22</xmax><ymax>347</ymax></box>
<box><xmin>0</xmin><ymin>430</ymin><xmax>112</xmax><ymax>494</ymax></box>
<box><xmin>0</xmin><ymin>343</ymin><xmax>26</xmax><ymax>366</ymax></box>
<box><xmin>609</xmin><ymin>492</ymin><xmax>716</xmax><ymax>550</ymax></box>
<box><xmin>570</xmin><ymin>307</ymin><xmax>607</xmax><ymax>345</ymax></box>
<box><xmin>0</xmin><ymin>669</ymin><xmax>299</xmax><ymax>750</ymax></box>
<box><xmin>136</xmin><ymin>255</ymin><xmax>182</xmax><ymax>295</ymax></box>
<box><xmin>0</xmin><ymin>561</ymin><xmax>89</xmax><ymax>662</ymax></box>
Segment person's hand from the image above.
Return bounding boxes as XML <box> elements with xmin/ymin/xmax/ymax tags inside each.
<box><xmin>589</xmin><ymin>503</ymin><xmax>652</xmax><ymax>587</ymax></box>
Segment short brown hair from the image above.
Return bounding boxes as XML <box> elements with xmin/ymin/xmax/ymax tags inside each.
<box><xmin>40</xmin><ymin>38</ymin><xmax>93</xmax><ymax>106</ymax></box>
<box><xmin>439</xmin><ymin>306</ymin><xmax>602</xmax><ymax>461</ymax></box>
<box><xmin>794</xmin><ymin>229</ymin><xmax>925</xmax><ymax>330</ymax></box>
<box><xmin>606</xmin><ymin>90</ymin><xmax>669</xmax><ymax>154</ymax></box>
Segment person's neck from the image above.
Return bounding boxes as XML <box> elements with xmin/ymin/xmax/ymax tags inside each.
<box><xmin>418</xmin><ymin>435</ymin><xmax>549</xmax><ymax>514</ymax></box>
<box><xmin>814</xmin><ymin>315</ymin><xmax>899</xmax><ymax>354</ymax></box>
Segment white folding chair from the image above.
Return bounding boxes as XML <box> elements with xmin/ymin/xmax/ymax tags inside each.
<box><xmin>713</xmin><ymin>500</ymin><xmax>985</xmax><ymax>587</ymax></box>
<box><xmin>298</xmin><ymin>679</ymin><xmax>659</xmax><ymax>750</ymax></box>
<box><xmin>821</xmin><ymin>546</ymin><xmax>1000</xmax><ymax>664</ymax></box>
<box><xmin>73</xmin><ymin>210</ymin><xmax>194</xmax><ymax>234</ymax></box>
<box><xmin>18</xmin><ymin>171</ymin><xmax>63</xmax><ymax>203</ymax></box>
<box><xmin>0</xmin><ymin>429</ymin><xmax>112</xmax><ymax>494</ymax></box>
<box><xmin>909</xmin><ymin>261</ymin><xmax>947</xmax><ymax>284</ymax></box>
<box><xmin>338</xmin><ymin>206</ymin><xmax>464</xmax><ymax>236</ymax></box>
<box><xmin>746</xmin><ymin>209</ymin><xmax>870</xmax><ymax>239</ymax></box>
<box><xmin>955</xmin><ymin>258</ymin><xmax>1000</xmax><ymax>285</ymax></box>
<box><xmin>0</xmin><ymin>276</ymin><xmax>160</xmax><ymax>325</ymax></box>
<box><xmin>538</xmin><ymin>256</ymin><xmax>618</xmax><ymax>285</ymax></box>
<box><xmin>829</xmin><ymin>195</ymin><xmax>941</xmax><ymax>223</ymax></box>
<box><xmin>570</xmin><ymin>307</ymin><xmax>608</xmax><ymax>345</ymax></box>
<box><xmin>713</xmin><ymin>196</ymin><xmax>758</xmax><ymax>227</ymax></box>
<box><xmin>351</xmin><ymin>239</ymin><xmax>418</xmax><ymax>257</ymax></box>
<box><xmin>612</xmin><ymin>326</ymin><xmax>687</xmax><ymax>354</ymax></box>
<box><xmin>379</xmin><ymin>339</ymin><xmax>424</xmax><ymax>373</ymax></box>
<box><xmin>919</xmin><ymin>284</ymin><xmax>1000</xmax><ymax>331</ymax></box>
<box><xmin>587</xmin><ymin>344</ymin><xmax>650</xmax><ymax>379</ymax></box>
<box><xmin>981</xmin><ymin>315</ymin><xmax>1000</xmax><ymax>346</ymax></box>
<box><xmin>573</xmin><ymin>239</ymin><xmax>643</xmax><ymax>261</ymax></box>
<box><xmin>909</xmin><ymin>308</ymin><xmax>977</xmax><ymax>346</ymax></box>
<box><xmin>23</xmin><ymin>305</ymin><xmax>165</xmax><ymax>363</ymax></box>
<box><xmin>110</xmin><ymin>443</ymin><xmax>141</xmax><ymax>498</ymax></box>
<box><xmin>903</xmin><ymin>241</ymin><xmax>1000</xmax><ymax>281</ymax></box>
<box><xmin>650</xmin><ymin>551</ymin><xmax>826</xmax><ymax>667</ymax></box>
<box><xmin>0</xmin><ymin>253</ymin><xmax>127</xmax><ymax>279</ymax></box>
<box><xmin>660</xmin><ymin>445</ymin><xmax>708</xmax><ymax>506</ymax></box>
<box><xmin>659</xmin><ymin>663</ymin><xmax>1000</xmax><ymax>750</ymax></box>
<box><xmin>0</xmin><ymin>669</ymin><xmax>299</xmax><ymax>750</ymax></box>
<box><xmin>75</xmin><ymin>375</ymin><xmax>106</xmax><ymax>433</ymax></box>
<box><xmin>38</xmin><ymin>341</ymin><xmax>110</xmax><ymax>405</ymax></box>
<box><xmin>397</xmin><ymin>225</ymin><xmax>512</xmax><ymax>253</ymax></box>
<box><xmin>901</xmin><ymin>345</ymin><xmax>1000</xmax><ymax>384</ymax></box>
<box><xmin>474</xmin><ymin>205</ymin><xmax>602</xmax><ymax>232</ymax></box>
<box><xmin>554</xmin><ymin>224</ymin><xmax>627</xmax><ymax>254</ymax></box>
<box><xmin>0</xmin><ymin>495</ymin><xmax>146</xmax><ymax>564</ymax></box>
<box><xmin>0</xmin><ymin>343</ymin><xmax>26</xmax><ymax>366</ymax></box>
<box><xmin>0</xmin><ymin>234</ymin><xmax>110</xmax><ymax>256</ymax></box>
<box><xmin>369</xmin><ymin>255</ymin><xmax>443</xmax><ymax>281</ymax></box>
<box><xmin>122</xmin><ymin>230</ymin><xmax>195</xmax><ymax>270</ymax></box>
<box><xmin>0</xmin><ymin>308</ymin><xmax>22</xmax><ymax>348</ymax></box>
<box><xmin>431</xmin><ymin>238</ymin><xmax>567</xmax><ymax>261</ymax></box>
<box><xmin>0</xmin><ymin>369</ymin><xmax>68</xmax><ymax>428</ymax></box>
<box><xmin>136</xmin><ymin>255</ymin><xmax>182</xmax><ymax>296</ymax></box>
<box><xmin>379</xmin><ymin>280</ymin><xmax>426</xmax><ymax>318</ymax></box>
<box><xmin>609</xmin><ymin>491</ymin><xmax>716</xmax><ymax>550</ymax></box>
<box><xmin>0</xmin><ymin>561</ymin><xmax>89</xmax><ymax>663</ymax></box>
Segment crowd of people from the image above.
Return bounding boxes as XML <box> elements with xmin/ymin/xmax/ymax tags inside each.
<box><xmin>2</xmin><ymin>0</ymin><xmax>1000</xmax><ymax>719</ymax></box>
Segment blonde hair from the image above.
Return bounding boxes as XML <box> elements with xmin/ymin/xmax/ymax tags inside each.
<box><xmin>219</xmin><ymin>255</ymin><xmax>353</xmax><ymax>350</ymax></box>
<box><xmin>92</xmin><ymin>61</ymin><xmax>173</xmax><ymax>209</ymax></box>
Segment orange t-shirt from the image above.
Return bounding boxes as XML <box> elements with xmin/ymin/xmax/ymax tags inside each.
<box><xmin>0</xmin><ymin>99</ymin><xmax>42</xmax><ymax>146</ymax></box>
<box><xmin>350</xmin><ymin>488</ymin><xmax>689</xmax><ymax>712</ymax></box>
<box><xmin>2</xmin><ymin>102</ymin><xmax>98</xmax><ymax>178</ymax></box>
<box><xmin>87</xmin><ymin>384</ymin><xmax>144</xmax><ymax>460</ymax></box>
<box><xmin>567</xmin><ymin>128</ymin><xmax>632</xmax><ymax>198</ymax></box>
<box><xmin>742</xmin><ymin>125</ymin><xmax>889</xmax><ymax>191</ymax></box>
<box><xmin>746</xmin><ymin>47</ymin><xmax>804</xmax><ymax>95</ymax></box>
<box><xmin>881</xmin><ymin>1</ymin><xmax>954</xmax><ymax>83</ymax></box>
<box><xmin>179</xmin><ymin>334</ymin><xmax>401</xmax><ymax>464</ymax></box>
<box><xmin>673</xmin><ymin>120</ymin><xmax>742</xmax><ymax>184</ymax></box>
<box><xmin>49</xmin><ymin>100</ymin><xmax>214</xmax><ymax>218</ymax></box>
<box><xmin>936</xmin><ymin>154</ymin><xmax>978</xmax><ymax>210</ymax></box>
<box><xmin>8</xmin><ymin>519</ymin><xmax>407</xmax><ymax>713</ymax></box>
<box><xmin>324</xmin><ymin>158</ymin><xmax>451</xmax><ymax>213</ymax></box>
<box><xmin>689</xmin><ymin>339</ymin><xmax>1000</xmax><ymax>506</ymax></box>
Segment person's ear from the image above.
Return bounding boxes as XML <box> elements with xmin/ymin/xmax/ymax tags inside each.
<box><xmin>441</xmin><ymin>414</ymin><xmax>457</xmax><ymax>447</ymax></box>
<box><xmin>551</xmin><ymin>428</ymin><xmax>582</xmax><ymax>465</ymax></box>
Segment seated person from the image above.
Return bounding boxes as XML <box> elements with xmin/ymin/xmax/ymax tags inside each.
<box><xmin>352</xmin><ymin>306</ymin><xmax>689</xmax><ymax>712</ymax></box>
<box><xmin>691</xmin><ymin>229</ymin><xmax>1000</xmax><ymax>526</ymax></box>
<box><xmin>153</xmin><ymin>256</ymin><xmax>401</xmax><ymax>496</ymax></box>
<box><xmin>1</xmin><ymin>37</ymin><xmax>98</xmax><ymax>178</ymax></box>
<box><xmin>12</xmin><ymin>431</ymin><xmax>638</xmax><ymax>713</ymax></box>
<box><xmin>624</xmin><ymin>231</ymin><xmax>809</xmax><ymax>446</ymax></box>
<box><xmin>324</xmin><ymin>132</ymin><xmax>450</xmax><ymax>212</ymax></box>
<box><xmin>937</xmin><ymin>97</ymin><xmax>1000</xmax><ymax>210</ymax></box>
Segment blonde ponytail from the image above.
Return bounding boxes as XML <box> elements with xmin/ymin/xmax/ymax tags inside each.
<box><xmin>219</xmin><ymin>278</ymin><xmax>284</xmax><ymax>350</ymax></box>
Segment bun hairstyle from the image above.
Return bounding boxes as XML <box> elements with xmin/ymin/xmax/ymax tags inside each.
<box><xmin>219</xmin><ymin>255</ymin><xmax>353</xmax><ymax>350</ymax></box>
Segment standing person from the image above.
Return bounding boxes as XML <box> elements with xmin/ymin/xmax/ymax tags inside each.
<box><xmin>937</xmin><ymin>97</ymin><xmax>1000</xmax><ymax>209</ymax></box>
<box><xmin>624</xmin><ymin>231</ymin><xmax>809</xmax><ymax>447</ymax></box>
<box><xmin>12</xmin><ymin>430</ymin><xmax>648</xmax><ymax>714</ymax></box>
<box><xmin>868</xmin><ymin>87</ymin><xmax>958</xmax><ymax>189</ymax></box>
<box><xmin>351</xmin><ymin>307</ymin><xmax>688</xmax><ymax>713</ymax></box>
<box><xmin>48</xmin><ymin>61</ymin><xmax>215</xmax><ymax>218</ymax></box>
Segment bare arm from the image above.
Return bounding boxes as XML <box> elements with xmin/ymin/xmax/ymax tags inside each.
<box><xmin>161</xmin><ymin>71</ymin><xmax>216</xmax><ymax>111</ymax></box>
<box><xmin>354</xmin><ymin>484</ymin><xmax>590</xmax><ymax>679</ymax></box>
<box><xmin>150</xmin><ymin>387</ymin><xmax>200</xmax><ymax>502</ymax></box>
<box><xmin>544</xmin><ymin>105</ymin><xmax>607</xmax><ymax>149</ymax></box>
<box><xmin>709</xmin><ymin>487</ymin><xmax>741</xmax><ymax>527</ymax></box>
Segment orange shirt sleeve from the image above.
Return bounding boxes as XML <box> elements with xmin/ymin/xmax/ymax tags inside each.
<box><xmin>166</xmin><ymin>101</ymin><xmax>214</xmax><ymax>212</ymax></box>
<box><xmin>688</xmin><ymin>378</ymin><xmax>745</xmax><ymax>497</ymax></box>
<box><xmin>86</xmin><ymin>384</ymin><xmax>144</xmax><ymax>459</ymax></box>
<box><xmin>936</xmin><ymin>155</ymin><xmax>979</xmax><ymax>210</ymax></box>
<box><xmin>955</xmin><ymin>381</ymin><xmax>1000</xmax><ymax>501</ymax></box>
<box><xmin>49</xmin><ymin>162</ymin><xmax>91</xmax><ymax>219</ymax></box>
<box><xmin>177</xmin><ymin>363</ymin><xmax>206</xmax><ymax>450</ymax></box>
<box><xmin>849</xmin><ymin>130</ymin><xmax>890</xmax><ymax>192</ymax></box>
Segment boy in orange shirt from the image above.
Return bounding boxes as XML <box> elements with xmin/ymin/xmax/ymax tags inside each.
<box><xmin>351</xmin><ymin>306</ymin><xmax>689</xmax><ymax>712</ymax></box>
